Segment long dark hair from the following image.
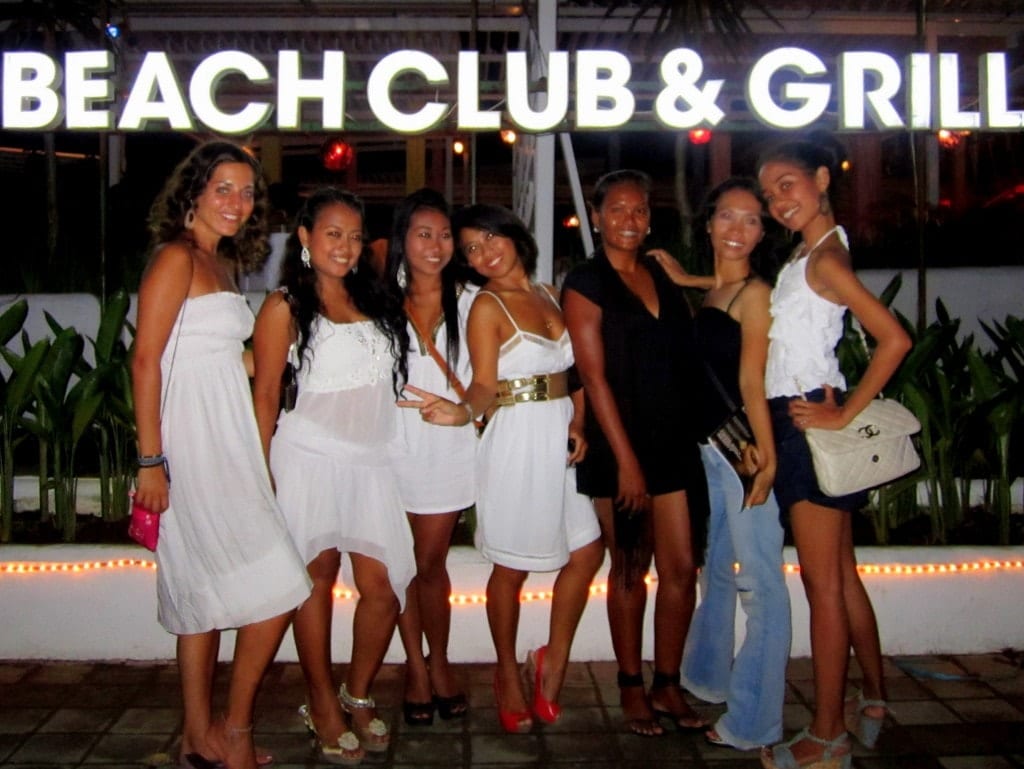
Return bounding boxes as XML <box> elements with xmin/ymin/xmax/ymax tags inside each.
<box><xmin>279</xmin><ymin>187</ymin><xmax>408</xmax><ymax>390</ymax></box>
<box><xmin>694</xmin><ymin>176</ymin><xmax>783</xmax><ymax>283</ymax></box>
<box><xmin>452</xmin><ymin>204</ymin><xmax>538</xmax><ymax>277</ymax></box>
<box><xmin>385</xmin><ymin>188</ymin><xmax>463</xmax><ymax>371</ymax></box>
<box><xmin>147</xmin><ymin>140</ymin><xmax>269</xmax><ymax>271</ymax></box>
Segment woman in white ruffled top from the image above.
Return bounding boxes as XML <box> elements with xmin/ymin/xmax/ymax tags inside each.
<box><xmin>253</xmin><ymin>187</ymin><xmax>413</xmax><ymax>765</ymax></box>
<box><xmin>757</xmin><ymin>139</ymin><xmax>911</xmax><ymax>769</ymax></box>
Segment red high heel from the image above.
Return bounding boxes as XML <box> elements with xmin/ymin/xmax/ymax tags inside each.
<box><xmin>530</xmin><ymin>646</ymin><xmax>562</xmax><ymax>724</ymax></box>
<box><xmin>493</xmin><ymin>670</ymin><xmax>533</xmax><ymax>733</ymax></box>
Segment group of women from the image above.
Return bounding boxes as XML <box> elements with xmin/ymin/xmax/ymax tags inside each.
<box><xmin>132</xmin><ymin>135</ymin><xmax>909</xmax><ymax>769</ymax></box>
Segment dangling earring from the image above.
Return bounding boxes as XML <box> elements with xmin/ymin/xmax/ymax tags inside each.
<box><xmin>819</xmin><ymin>193</ymin><xmax>832</xmax><ymax>216</ymax></box>
<box><xmin>184</xmin><ymin>206</ymin><xmax>196</xmax><ymax>230</ymax></box>
<box><xmin>351</xmin><ymin>261</ymin><xmax>359</xmax><ymax>275</ymax></box>
<box><xmin>396</xmin><ymin>261</ymin><xmax>408</xmax><ymax>290</ymax></box>
<box><xmin>300</xmin><ymin>246</ymin><xmax>311</xmax><ymax>268</ymax></box>
<box><xmin>592</xmin><ymin>226</ymin><xmax>600</xmax><ymax>234</ymax></box>
<box><xmin>646</xmin><ymin>226</ymin><xmax>652</xmax><ymax>235</ymax></box>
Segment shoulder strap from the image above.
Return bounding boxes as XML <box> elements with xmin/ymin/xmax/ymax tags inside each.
<box><xmin>405</xmin><ymin>298</ymin><xmax>469</xmax><ymax>402</ymax></box>
<box><xmin>536</xmin><ymin>282</ymin><xmax>561</xmax><ymax>310</ymax></box>
<box><xmin>478</xmin><ymin>289</ymin><xmax>520</xmax><ymax>331</ymax></box>
<box><xmin>723</xmin><ymin>276</ymin><xmax>754</xmax><ymax>314</ymax></box>
<box><xmin>703</xmin><ymin>357</ymin><xmax>741</xmax><ymax>415</ymax></box>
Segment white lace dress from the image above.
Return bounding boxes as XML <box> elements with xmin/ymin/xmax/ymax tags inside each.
<box><xmin>156</xmin><ymin>292</ymin><xmax>311</xmax><ymax>635</ymax></box>
<box><xmin>270</xmin><ymin>316</ymin><xmax>415</xmax><ymax>607</ymax></box>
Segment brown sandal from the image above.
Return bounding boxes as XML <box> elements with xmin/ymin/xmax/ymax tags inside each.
<box><xmin>649</xmin><ymin>671</ymin><xmax>710</xmax><ymax>732</ymax></box>
<box><xmin>617</xmin><ymin>671</ymin><xmax>664</xmax><ymax>737</ymax></box>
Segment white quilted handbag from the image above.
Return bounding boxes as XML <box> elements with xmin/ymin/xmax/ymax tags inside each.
<box><xmin>804</xmin><ymin>398</ymin><xmax>922</xmax><ymax>497</ymax></box>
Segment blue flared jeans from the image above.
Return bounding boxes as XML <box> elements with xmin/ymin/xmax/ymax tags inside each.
<box><xmin>681</xmin><ymin>443</ymin><xmax>792</xmax><ymax>749</ymax></box>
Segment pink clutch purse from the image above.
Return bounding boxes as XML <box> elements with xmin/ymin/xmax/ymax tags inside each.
<box><xmin>128</xmin><ymin>496</ymin><xmax>160</xmax><ymax>551</ymax></box>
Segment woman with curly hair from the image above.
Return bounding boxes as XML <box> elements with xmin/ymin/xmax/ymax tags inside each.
<box><xmin>252</xmin><ymin>187</ymin><xmax>413</xmax><ymax>764</ymax></box>
<box><xmin>131</xmin><ymin>140</ymin><xmax>311</xmax><ymax>769</ymax></box>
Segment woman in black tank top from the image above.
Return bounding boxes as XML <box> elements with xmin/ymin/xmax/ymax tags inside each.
<box><xmin>656</xmin><ymin>178</ymin><xmax>791</xmax><ymax>752</ymax></box>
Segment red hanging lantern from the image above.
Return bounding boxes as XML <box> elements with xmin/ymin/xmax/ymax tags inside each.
<box><xmin>688</xmin><ymin>128</ymin><xmax>712</xmax><ymax>145</ymax></box>
<box><xmin>321</xmin><ymin>138</ymin><xmax>354</xmax><ymax>172</ymax></box>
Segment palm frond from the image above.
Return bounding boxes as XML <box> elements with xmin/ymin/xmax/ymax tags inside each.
<box><xmin>566</xmin><ymin>0</ymin><xmax>782</xmax><ymax>38</ymax></box>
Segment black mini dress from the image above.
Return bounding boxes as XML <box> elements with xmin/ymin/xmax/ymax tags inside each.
<box><xmin>563</xmin><ymin>250</ymin><xmax>705</xmax><ymax>499</ymax></box>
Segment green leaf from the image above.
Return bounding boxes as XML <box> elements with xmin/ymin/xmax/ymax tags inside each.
<box><xmin>93</xmin><ymin>289</ymin><xmax>130</xmax><ymax>364</ymax></box>
<box><xmin>43</xmin><ymin>311</ymin><xmax>67</xmax><ymax>338</ymax></box>
<box><xmin>878</xmin><ymin>274</ymin><xmax>902</xmax><ymax>309</ymax></box>
<box><xmin>5</xmin><ymin>340</ymin><xmax>48</xmax><ymax>414</ymax></box>
<box><xmin>38</xmin><ymin>328</ymin><xmax>84</xmax><ymax>397</ymax></box>
<box><xmin>967</xmin><ymin>347</ymin><xmax>1002</xmax><ymax>402</ymax></box>
<box><xmin>72</xmin><ymin>392</ymin><xmax>104</xmax><ymax>444</ymax></box>
<box><xmin>33</xmin><ymin>378</ymin><xmax>60</xmax><ymax>423</ymax></box>
<box><xmin>0</xmin><ymin>299</ymin><xmax>28</xmax><ymax>346</ymax></box>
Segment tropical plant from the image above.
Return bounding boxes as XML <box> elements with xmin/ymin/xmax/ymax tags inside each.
<box><xmin>0</xmin><ymin>301</ymin><xmax>48</xmax><ymax>543</ymax></box>
<box><xmin>884</xmin><ymin>301</ymin><xmax>973</xmax><ymax>543</ymax></box>
<box><xmin>21</xmin><ymin>318</ymin><xmax>100</xmax><ymax>542</ymax></box>
<box><xmin>972</xmin><ymin>317</ymin><xmax>1024</xmax><ymax>544</ymax></box>
<box><xmin>836</xmin><ymin>277</ymin><xmax>977</xmax><ymax>544</ymax></box>
<box><xmin>82</xmin><ymin>290</ymin><xmax>135</xmax><ymax>523</ymax></box>
<box><xmin>572</xmin><ymin>0</ymin><xmax>778</xmax><ymax>39</ymax></box>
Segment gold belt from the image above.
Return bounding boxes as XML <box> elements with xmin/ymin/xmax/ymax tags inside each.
<box><xmin>495</xmin><ymin>371</ymin><xmax>570</xmax><ymax>406</ymax></box>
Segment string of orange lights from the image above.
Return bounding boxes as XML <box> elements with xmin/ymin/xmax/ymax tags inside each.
<box><xmin>2</xmin><ymin>558</ymin><xmax>1021</xmax><ymax>605</ymax></box>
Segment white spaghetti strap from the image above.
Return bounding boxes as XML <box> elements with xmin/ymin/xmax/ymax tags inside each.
<box><xmin>537</xmin><ymin>282</ymin><xmax>561</xmax><ymax>310</ymax></box>
<box><xmin>478</xmin><ymin>289</ymin><xmax>520</xmax><ymax>330</ymax></box>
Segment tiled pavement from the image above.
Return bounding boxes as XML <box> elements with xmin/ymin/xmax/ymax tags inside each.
<box><xmin>1</xmin><ymin>652</ymin><xmax>1023</xmax><ymax>768</ymax></box>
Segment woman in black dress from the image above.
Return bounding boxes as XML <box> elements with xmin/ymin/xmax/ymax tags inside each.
<box><xmin>562</xmin><ymin>169</ymin><xmax>708</xmax><ymax>736</ymax></box>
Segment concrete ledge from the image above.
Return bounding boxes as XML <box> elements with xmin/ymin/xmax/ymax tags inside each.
<box><xmin>1</xmin><ymin>544</ymin><xmax>1022</xmax><ymax>662</ymax></box>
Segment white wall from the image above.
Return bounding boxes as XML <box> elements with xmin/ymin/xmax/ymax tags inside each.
<box><xmin>858</xmin><ymin>267</ymin><xmax>1023</xmax><ymax>350</ymax></box>
<box><xmin>0</xmin><ymin>544</ymin><xmax>1021</xmax><ymax>662</ymax></box>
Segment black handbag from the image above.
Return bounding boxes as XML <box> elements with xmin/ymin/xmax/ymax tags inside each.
<box><xmin>280</xmin><ymin>356</ymin><xmax>297</xmax><ymax>412</ymax></box>
<box><xmin>703</xmin><ymin>360</ymin><xmax>755</xmax><ymax>477</ymax></box>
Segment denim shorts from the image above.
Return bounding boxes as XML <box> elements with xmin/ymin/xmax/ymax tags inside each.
<box><xmin>768</xmin><ymin>388</ymin><xmax>869</xmax><ymax>515</ymax></box>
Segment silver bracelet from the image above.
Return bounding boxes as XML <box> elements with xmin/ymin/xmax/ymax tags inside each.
<box><xmin>458</xmin><ymin>401</ymin><xmax>474</xmax><ymax>425</ymax></box>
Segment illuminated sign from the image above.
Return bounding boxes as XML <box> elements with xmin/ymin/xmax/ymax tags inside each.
<box><xmin>3</xmin><ymin>47</ymin><xmax>1021</xmax><ymax>133</ymax></box>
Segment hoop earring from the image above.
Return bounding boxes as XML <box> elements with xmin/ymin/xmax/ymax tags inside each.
<box><xmin>396</xmin><ymin>261</ymin><xmax>408</xmax><ymax>289</ymax></box>
<box><xmin>184</xmin><ymin>207</ymin><xmax>196</xmax><ymax>230</ymax></box>
<box><xmin>300</xmin><ymin>246</ymin><xmax>311</xmax><ymax>268</ymax></box>
<box><xmin>819</xmin><ymin>193</ymin><xmax>832</xmax><ymax>216</ymax></box>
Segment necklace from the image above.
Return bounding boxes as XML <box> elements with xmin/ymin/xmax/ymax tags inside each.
<box><xmin>529</xmin><ymin>283</ymin><xmax>555</xmax><ymax>330</ymax></box>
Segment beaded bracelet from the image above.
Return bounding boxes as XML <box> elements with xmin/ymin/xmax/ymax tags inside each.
<box><xmin>137</xmin><ymin>454</ymin><xmax>171</xmax><ymax>483</ymax></box>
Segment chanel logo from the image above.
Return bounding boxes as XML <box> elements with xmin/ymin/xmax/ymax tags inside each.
<box><xmin>859</xmin><ymin>424</ymin><xmax>881</xmax><ymax>438</ymax></box>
